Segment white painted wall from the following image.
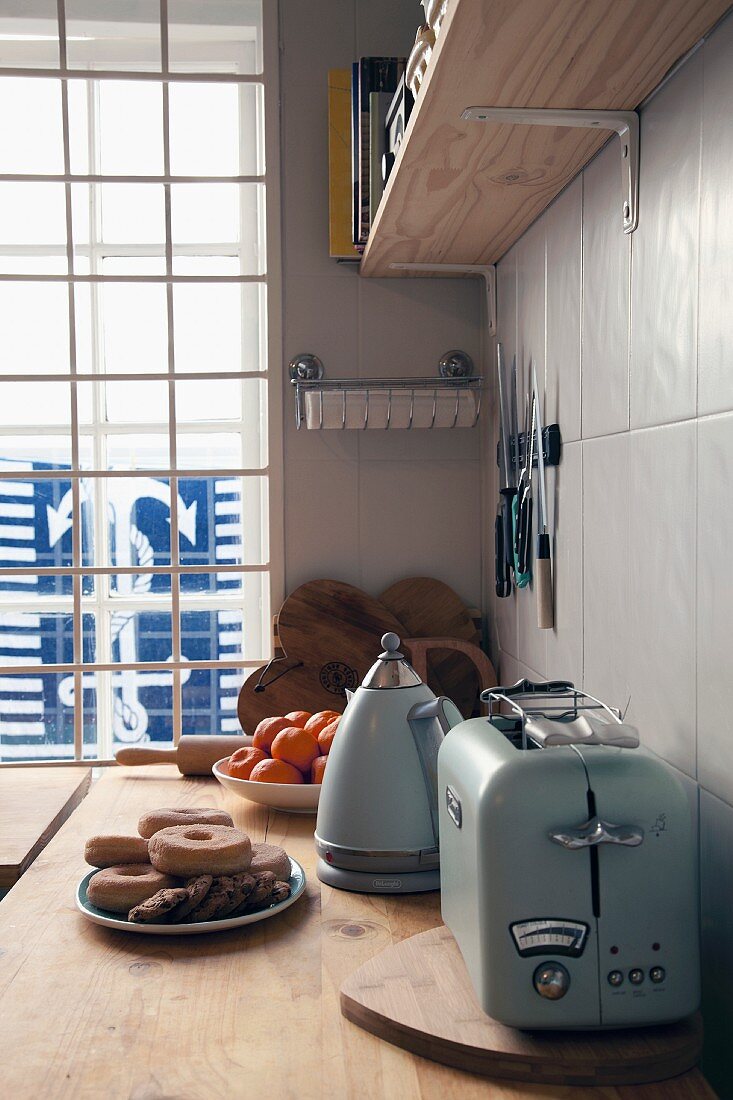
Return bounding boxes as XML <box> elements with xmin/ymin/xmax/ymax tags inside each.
<box><xmin>279</xmin><ymin>0</ymin><xmax>483</xmax><ymax>608</ymax></box>
<box><xmin>486</xmin><ymin>13</ymin><xmax>733</xmax><ymax>1090</ymax></box>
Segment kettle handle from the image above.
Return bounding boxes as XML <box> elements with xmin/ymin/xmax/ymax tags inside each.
<box><xmin>407</xmin><ymin>697</ymin><xmax>462</xmax><ymax>847</ymax></box>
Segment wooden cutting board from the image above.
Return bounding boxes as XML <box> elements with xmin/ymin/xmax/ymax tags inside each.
<box><xmin>340</xmin><ymin>925</ymin><xmax>705</xmax><ymax>1087</ymax></box>
<box><xmin>380</xmin><ymin>577</ymin><xmax>489</xmax><ymax>717</ymax></box>
<box><xmin>237</xmin><ymin>580</ymin><xmax>407</xmax><ymax>733</ymax></box>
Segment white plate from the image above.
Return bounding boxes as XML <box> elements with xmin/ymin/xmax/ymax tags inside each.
<box><xmin>76</xmin><ymin>857</ymin><xmax>306</xmax><ymax>936</ymax></box>
<box><xmin>212</xmin><ymin>757</ymin><xmax>321</xmax><ymax>813</ymax></box>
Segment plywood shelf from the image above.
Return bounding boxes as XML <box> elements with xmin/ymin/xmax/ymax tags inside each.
<box><xmin>360</xmin><ymin>0</ymin><xmax>730</xmax><ymax>278</ymax></box>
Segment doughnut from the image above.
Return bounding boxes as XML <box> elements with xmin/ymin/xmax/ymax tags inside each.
<box><xmin>84</xmin><ymin>834</ymin><xmax>149</xmax><ymax>868</ymax></box>
<box><xmin>248</xmin><ymin>842</ymin><xmax>290</xmax><ymax>881</ymax></box>
<box><xmin>87</xmin><ymin>863</ymin><xmax>178</xmax><ymax>914</ymax></box>
<box><xmin>138</xmin><ymin>806</ymin><xmax>234</xmax><ymax>840</ymax></box>
<box><xmin>148</xmin><ymin>824</ymin><xmax>252</xmax><ymax>877</ymax></box>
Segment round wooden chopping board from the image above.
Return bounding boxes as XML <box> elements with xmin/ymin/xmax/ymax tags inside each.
<box><xmin>237</xmin><ymin>580</ymin><xmax>407</xmax><ymax>734</ymax></box>
<box><xmin>340</xmin><ymin>925</ymin><xmax>704</xmax><ymax>1087</ymax></box>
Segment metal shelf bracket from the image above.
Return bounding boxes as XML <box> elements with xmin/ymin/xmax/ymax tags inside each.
<box><xmin>388</xmin><ymin>261</ymin><xmax>497</xmax><ymax>336</ymax></box>
<box><xmin>461</xmin><ymin>107</ymin><xmax>640</xmax><ymax>233</ymax></box>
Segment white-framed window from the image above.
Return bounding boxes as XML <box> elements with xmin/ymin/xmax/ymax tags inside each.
<box><xmin>0</xmin><ymin>0</ymin><xmax>282</xmax><ymax>764</ymax></box>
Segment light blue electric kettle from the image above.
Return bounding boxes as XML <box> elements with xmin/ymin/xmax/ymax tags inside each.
<box><xmin>314</xmin><ymin>632</ymin><xmax>462</xmax><ymax>893</ymax></box>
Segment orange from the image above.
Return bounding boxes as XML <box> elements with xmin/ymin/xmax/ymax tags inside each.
<box><xmin>271</xmin><ymin>726</ymin><xmax>320</xmax><ymax>773</ymax></box>
<box><xmin>284</xmin><ymin>710</ymin><xmax>312</xmax><ymax>728</ymax></box>
<box><xmin>311</xmin><ymin>755</ymin><xmax>327</xmax><ymax>784</ymax></box>
<box><xmin>252</xmin><ymin>715</ymin><xmax>292</xmax><ymax>753</ymax></box>
<box><xmin>227</xmin><ymin>746</ymin><xmax>268</xmax><ymax>780</ymax></box>
<box><xmin>304</xmin><ymin>710</ymin><xmax>341</xmax><ymax>737</ymax></box>
<box><xmin>249</xmin><ymin>758</ymin><xmax>304</xmax><ymax>784</ymax></box>
<box><xmin>317</xmin><ymin>717</ymin><xmax>340</xmax><ymax>755</ymax></box>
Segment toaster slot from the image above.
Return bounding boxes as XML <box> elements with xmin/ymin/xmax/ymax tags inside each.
<box><xmin>586</xmin><ymin>787</ymin><xmax>602</xmax><ymax>918</ymax></box>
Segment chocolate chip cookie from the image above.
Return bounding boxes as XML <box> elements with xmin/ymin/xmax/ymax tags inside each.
<box><xmin>166</xmin><ymin>874</ymin><xmax>213</xmax><ymax>922</ymax></box>
<box><xmin>128</xmin><ymin>887</ymin><xmax>188</xmax><ymax>924</ymax></box>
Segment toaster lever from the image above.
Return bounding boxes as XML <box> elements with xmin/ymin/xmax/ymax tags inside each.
<box><xmin>549</xmin><ymin>815</ymin><xmax>644</xmax><ymax>850</ymax></box>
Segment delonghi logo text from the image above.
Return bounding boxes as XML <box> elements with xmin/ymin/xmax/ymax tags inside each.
<box><xmin>373</xmin><ymin>879</ymin><xmax>402</xmax><ymax>889</ymax></box>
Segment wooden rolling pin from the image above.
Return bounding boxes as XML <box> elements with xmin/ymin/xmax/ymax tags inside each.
<box><xmin>115</xmin><ymin>735</ymin><xmax>252</xmax><ymax>776</ymax></box>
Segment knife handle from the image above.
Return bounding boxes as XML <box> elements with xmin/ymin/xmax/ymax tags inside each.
<box><xmin>536</xmin><ymin>531</ymin><xmax>554</xmax><ymax>629</ymax></box>
<box><xmin>495</xmin><ymin>511</ymin><xmax>511</xmax><ymax>598</ymax></box>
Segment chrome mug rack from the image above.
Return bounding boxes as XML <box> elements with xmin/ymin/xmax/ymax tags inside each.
<box><xmin>289</xmin><ymin>351</ymin><xmax>482</xmax><ymax>431</ymax></box>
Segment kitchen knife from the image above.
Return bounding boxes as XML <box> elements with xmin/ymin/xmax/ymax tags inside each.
<box><xmin>532</xmin><ymin>364</ymin><xmax>553</xmax><ymax>629</ymax></box>
<box><xmin>496</xmin><ymin>343</ymin><xmax>516</xmax><ymax>583</ymax></box>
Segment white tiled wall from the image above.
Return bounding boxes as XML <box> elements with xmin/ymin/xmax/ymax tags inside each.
<box><xmin>280</xmin><ymin>0</ymin><xmax>482</xmax><ymax>608</ymax></box>
<box><xmin>487</xmin><ymin>14</ymin><xmax>733</xmax><ymax>1091</ymax></box>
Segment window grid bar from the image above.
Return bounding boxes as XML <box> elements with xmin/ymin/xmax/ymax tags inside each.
<box><xmin>0</xmin><ymin>467</ymin><xmax>268</xmax><ymax>479</ymax></box>
<box><xmin>161</xmin><ymin>0</ymin><xmax>183</xmax><ymax>745</ymax></box>
<box><xmin>0</xmin><ymin>659</ymin><xmax>263</xmax><ymax>675</ymax></box>
<box><xmin>0</xmin><ymin>595</ymin><xmax>259</xmax><ymax>614</ymax></box>
<box><xmin>0</xmin><ymin>68</ymin><xmax>263</xmax><ymax>85</ymax></box>
<box><xmin>0</xmin><ymin>564</ymin><xmax>267</xmax><ymax>577</ymax></box>
<box><xmin>0</xmin><ymin>371</ymin><xmax>267</xmax><ymax>383</ymax></box>
<box><xmin>0</xmin><ymin>274</ymin><xmax>266</xmax><ymax>283</ymax></box>
<box><xmin>56</xmin><ymin>0</ymin><xmax>83</xmax><ymax>762</ymax></box>
<box><xmin>0</xmin><ymin>174</ymin><xmax>264</xmax><ymax>184</ymax></box>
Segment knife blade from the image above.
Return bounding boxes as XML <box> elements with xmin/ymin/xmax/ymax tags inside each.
<box><xmin>532</xmin><ymin>364</ymin><xmax>553</xmax><ymax>629</ymax></box>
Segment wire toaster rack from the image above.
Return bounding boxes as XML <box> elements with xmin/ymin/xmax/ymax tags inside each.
<box><xmin>482</xmin><ymin>679</ymin><xmax>625</xmax><ymax>751</ymax></box>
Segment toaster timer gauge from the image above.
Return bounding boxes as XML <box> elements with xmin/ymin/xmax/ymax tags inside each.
<box><xmin>510</xmin><ymin>919</ymin><xmax>589</xmax><ymax>958</ymax></box>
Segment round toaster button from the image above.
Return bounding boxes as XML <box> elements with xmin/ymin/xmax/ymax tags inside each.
<box><xmin>650</xmin><ymin>967</ymin><xmax>666</xmax><ymax>984</ymax></box>
<box><xmin>629</xmin><ymin>968</ymin><xmax>644</xmax><ymax>985</ymax></box>
<box><xmin>607</xmin><ymin>970</ymin><xmax>624</xmax><ymax>987</ymax></box>
<box><xmin>533</xmin><ymin>962</ymin><xmax>570</xmax><ymax>1000</ymax></box>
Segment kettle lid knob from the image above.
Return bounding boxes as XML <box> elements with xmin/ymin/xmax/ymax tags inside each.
<box><xmin>380</xmin><ymin>632</ymin><xmax>403</xmax><ymax>659</ymax></box>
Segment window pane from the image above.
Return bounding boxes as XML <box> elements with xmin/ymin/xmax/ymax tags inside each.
<box><xmin>0</xmin><ymin>473</ymin><xmax>93</xmax><ymax>594</ymax></box>
<box><xmin>183</xmin><ymin>667</ymin><xmax>244</xmax><ymax>735</ymax></box>
<box><xmin>169</xmin><ymin>82</ymin><xmax>263</xmax><ymax>176</ymax></box>
<box><xmin>97</xmin><ymin>476</ymin><xmax>173</xmax><ymax>579</ymax></box>
<box><xmin>110</xmin><ymin>610</ymin><xmax>172</xmax><ymax>665</ymax></box>
<box><xmin>0</xmin><ymin>78</ymin><xmax>63</xmax><ymax>173</ymax></box>
<box><xmin>71</xmin><ymin>183</ymin><xmax>165</xmax><ymax>250</ymax></box>
<box><xmin>106</xmin><ymin>434</ymin><xmax>170</xmax><ymax>470</ymax></box>
<box><xmin>0</xmin><ymin>282</ymin><xmax>70</xmax><ymax>374</ymax></box>
<box><xmin>0</xmin><ymin>610</ymin><xmax>95</xmax><ymax>665</ymax></box>
<box><xmin>65</xmin><ymin>0</ymin><xmax>162</xmax><ymax>71</ymax></box>
<box><xmin>167</xmin><ymin>0</ymin><xmax>263</xmax><ymax>74</ymax></box>
<box><xmin>101</xmin><ymin>81</ymin><xmax>164</xmax><ymax>175</ymax></box>
<box><xmin>177</xmin><ymin>476</ymin><xmax>267</xmax><ymax>566</ymax></box>
<box><xmin>0</xmin><ymin>380</ymin><xmax>70</xmax><ymax>426</ymax></box>
<box><xmin>176</xmin><ymin>432</ymin><xmax>242</xmax><ymax>469</ymax></box>
<box><xmin>106</xmin><ymin>666</ymin><xmax>176</xmax><ymax>747</ymax></box>
<box><xmin>173</xmin><ymin>282</ymin><xmax>265</xmax><ymax>372</ymax></box>
<box><xmin>170</xmin><ymin>183</ymin><xmax>265</xmax><ymax>274</ymax></box>
<box><xmin>0</xmin><ymin>4</ymin><xmax>59</xmax><ymax>69</ymax></box>
<box><xmin>0</xmin><ymin>674</ymin><xmax>86</xmax><ymax>764</ymax></box>
<box><xmin>75</xmin><ymin>282</ymin><xmax>168</xmax><ymax>375</ymax></box>
<box><xmin>68</xmin><ymin>81</ymin><xmax>164</xmax><ymax>176</ymax></box>
<box><xmin>180</xmin><ymin>572</ymin><xmax>269</xmax><ymax>657</ymax></box>
<box><xmin>176</xmin><ymin>378</ymin><xmax>267</xmax><ymax>467</ymax></box>
<box><xmin>78</xmin><ymin>380</ymin><xmax>170</xmax><ymax>425</ymax></box>
<box><xmin>0</xmin><ymin>184</ymin><xmax>66</xmax><ymax>271</ymax></box>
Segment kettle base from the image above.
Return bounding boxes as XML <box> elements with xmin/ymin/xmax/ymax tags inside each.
<box><xmin>317</xmin><ymin>859</ymin><xmax>440</xmax><ymax>894</ymax></box>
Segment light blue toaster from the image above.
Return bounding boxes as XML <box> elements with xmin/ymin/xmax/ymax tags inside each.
<box><xmin>437</xmin><ymin>680</ymin><xmax>700</xmax><ymax>1030</ymax></box>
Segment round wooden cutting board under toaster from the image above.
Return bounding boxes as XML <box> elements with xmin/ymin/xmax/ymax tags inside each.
<box><xmin>340</xmin><ymin>926</ymin><xmax>706</xmax><ymax>1088</ymax></box>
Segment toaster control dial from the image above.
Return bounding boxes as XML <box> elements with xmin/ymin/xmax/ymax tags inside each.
<box><xmin>533</xmin><ymin>962</ymin><xmax>570</xmax><ymax>1000</ymax></box>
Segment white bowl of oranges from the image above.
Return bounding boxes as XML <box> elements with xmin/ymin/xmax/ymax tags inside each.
<box><xmin>212</xmin><ymin>709</ymin><xmax>341</xmax><ymax>814</ymax></box>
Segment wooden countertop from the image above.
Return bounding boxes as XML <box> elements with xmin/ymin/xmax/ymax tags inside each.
<box><xmin>0</xmin><ymin>767</ymin><xmax>714</xmax><ymax>1099</ymax></box>
<box><xmin>0</xmin><ymin>766</ymin><xmax>91</xmax><ymax>887</ymax></box>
